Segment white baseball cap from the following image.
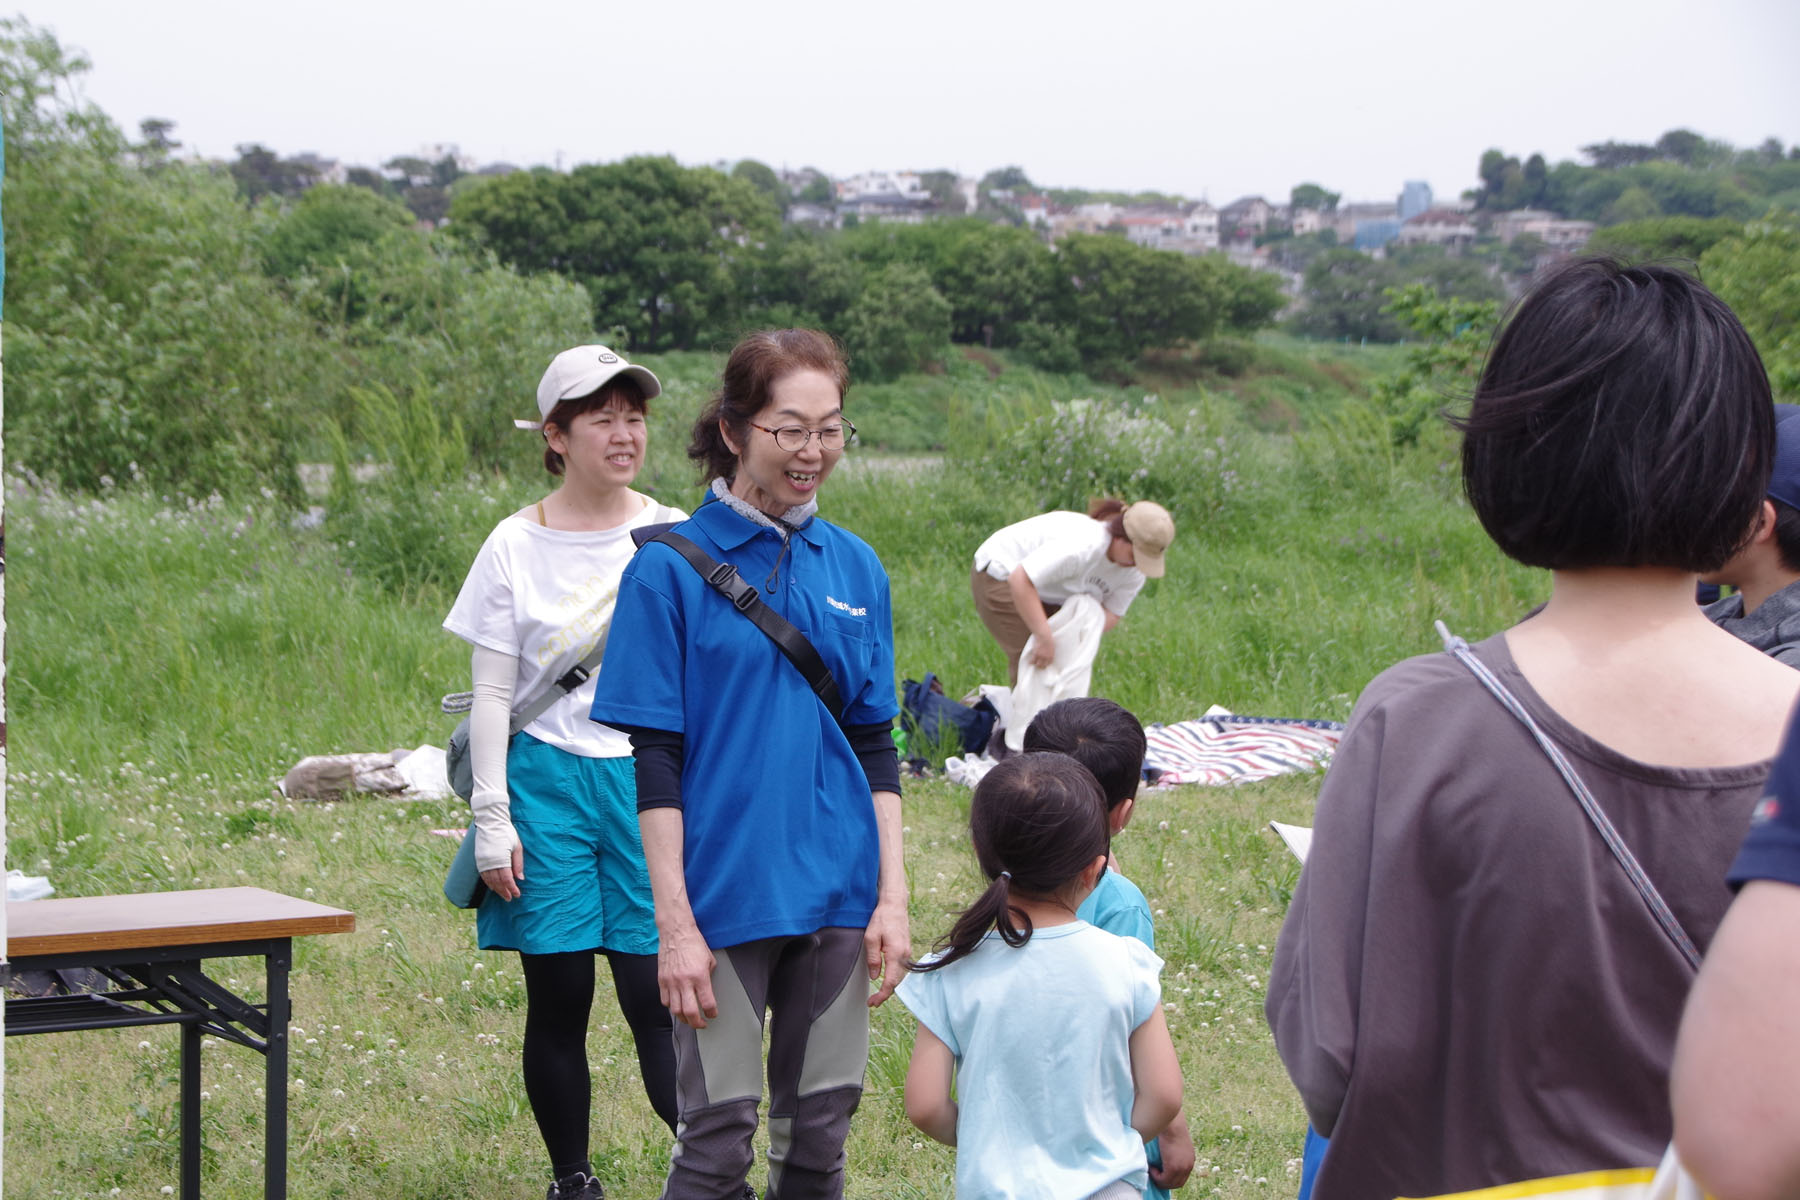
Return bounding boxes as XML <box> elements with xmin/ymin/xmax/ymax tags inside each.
<box><xmin>519</xmin><ymin>345</ymin><xmax>662</xmax><ymax>430</ymax></box>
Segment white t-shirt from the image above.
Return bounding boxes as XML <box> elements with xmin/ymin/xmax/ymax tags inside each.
<box><xmin>973</xmin><ymin>511</ymin><xmax>1147</xmax><ymax>615</ymax></box>
<box><xmin>443</xmin><ymin>493</ymin><xmax>684</xmax><ymax>758</ymax></box>
<box><xmin>897</xmin><ymin>922</ymin><xmax>1163</xmax><ymax>1200</ymax></box>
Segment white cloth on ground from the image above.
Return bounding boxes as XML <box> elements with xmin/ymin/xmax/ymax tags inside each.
<box><xmin>1007</xmin><ymin>593</ymin><xmax>1107</xmax><ymax>750</ymax></box>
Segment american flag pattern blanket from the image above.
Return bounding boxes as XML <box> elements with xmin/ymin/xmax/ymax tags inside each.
<box><xmin>1143</xmin><ymin>714</ymin><xmax>1344</xmax><ymax>787</ymax></box>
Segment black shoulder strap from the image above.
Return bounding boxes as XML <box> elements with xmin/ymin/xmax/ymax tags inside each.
<box><xmin>644</xmin><ymin>530</ymin><xmax>845</xmax><ymax>723</ymax></box>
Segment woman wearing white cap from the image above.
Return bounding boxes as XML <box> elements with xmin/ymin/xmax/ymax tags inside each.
<box><xmin>970</xmin><ymin>499</ymin><xmax>1176</xmax><ymax>685</ymax></box>
<box><xmin>443</xmin><ymin>345</ymin><xmax>685</xmax><ymax>1200</ymax></box>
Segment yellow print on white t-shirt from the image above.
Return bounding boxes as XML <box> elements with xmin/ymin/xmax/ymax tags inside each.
<box><xmin>534</xmin><ymin>575</ymin><xmax>620</xmax><ymax>668</ymax></box>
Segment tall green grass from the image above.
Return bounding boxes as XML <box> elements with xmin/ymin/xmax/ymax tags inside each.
<box><xmin>4</xmin><ymin>347</ymin><xmax>1547</xmax><ymax>1198</ymax></box>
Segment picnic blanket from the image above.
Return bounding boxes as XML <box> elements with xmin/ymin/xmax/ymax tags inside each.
<box><xmin>1143</xmin><ymin>708</ymin><xmax>1343</xmax><ymax>787</ymax></box>
<box><xmin>939</xmin><ymin>702</ymin><xmax>1343</xmax><ymax>789</ymax></box>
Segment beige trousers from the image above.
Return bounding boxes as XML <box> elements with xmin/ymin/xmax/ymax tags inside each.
<box><xmin>969</xmin><ymin>564</ymin><xmax>1060</xmax><ymax>686</ymax></box>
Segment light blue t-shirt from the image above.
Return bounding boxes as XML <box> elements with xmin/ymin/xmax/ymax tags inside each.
<box><xmin>1078</xmin><ymin>867</ymin><xmax>1154</xmax><ymax>950</ymax></box>
<box><xmin>897</xmin><ymin>922</ymin><xmax>1163</xmax><ymax>1200</ymax></box>
<box><xmin>1078</xmin><ymin>867</ymin><xmax>1170</xmax><ymax>1200</ymax></box>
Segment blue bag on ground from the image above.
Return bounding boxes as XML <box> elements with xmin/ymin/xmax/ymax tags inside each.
<box><xmin>901</xmin><ymin>674</ymin><xmax>997</xmax><ymax>763</ymax></box>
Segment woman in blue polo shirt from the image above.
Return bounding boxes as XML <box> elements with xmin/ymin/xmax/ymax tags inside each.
<box><xmin>591</xmin><ymin>328</ymin><xmax>906</xmax><ymax>1200</ymax></box>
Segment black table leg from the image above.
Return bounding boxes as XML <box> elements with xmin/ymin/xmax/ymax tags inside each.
<box><xmin>264</xmin><ymin>941</ymin><xmax>292</xmax><ymax>1200</ymax></box>
<box><xmin>182</xmin><ymin>1018</ymin><xmax>202</xmax><ymax>1200</ymax></box>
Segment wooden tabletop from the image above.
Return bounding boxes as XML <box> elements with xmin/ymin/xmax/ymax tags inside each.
<box><xmin>6</xmin><ymin>887</ymin><xmax>355</xmax><ymax>959</ymax></box>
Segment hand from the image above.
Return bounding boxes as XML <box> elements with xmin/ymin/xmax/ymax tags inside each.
<box><xmin>1028</xmin><ymin>632</ymin><xmax>1057</xmax><ymax>669</ymax></box>
<box><xmin>658</xmin><ymin>919</ymin><xmax>718</xmax><ymax>1028</ymax></box>
<box><xmin>865</xmin><ymin>897</ymin><xmax>911</xmax><ymax>1008</ymax></box>
<box><xmin>1149</xmin><ymin>1110</ymin><xmax>1196</xmax><ymax>1190</ymax></box>
<box><xmin>480</xmin><ymin>843</ymin><xmax>525</xmax><ymax>902</ymax></box>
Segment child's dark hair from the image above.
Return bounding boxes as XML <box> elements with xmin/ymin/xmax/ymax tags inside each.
<box><xmin>1022</xmin><ymin>697</ymin><xmax>1146</xmax><ymax>810</ymax></box>
<box><xmin>908</xmin><ymin>753</ymin><xmax>1109</xmax><ymax>974</ymax></box>
<box><xmin>1457</xmin><ymin>257</ymin><xmax>1773</xmax><ymax>573</ymax></box>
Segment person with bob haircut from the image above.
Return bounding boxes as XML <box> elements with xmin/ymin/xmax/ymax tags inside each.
<box><xmin>443</xmin><ymin>345</ymin><xmax>686</xmax><ymax>1200</ymax></box>
<box><xmin>1266</xmin><ymin>259</ymin><xmax>1800</xmax><ymax>1200</ymax></box>
<box><xmin>590</xmin><ymin>329</ymin><xmax>906</xmax><ymax>1200</ymax></box>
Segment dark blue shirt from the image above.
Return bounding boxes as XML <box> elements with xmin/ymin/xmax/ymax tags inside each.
<box><xmin>1729</xmin><ymin>705</ymin><xmax>1800</xmax><ymax>889</ymax></box>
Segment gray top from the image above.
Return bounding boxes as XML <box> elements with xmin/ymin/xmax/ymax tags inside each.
<box><xmin>1703</xmin><ymin>578</ymin><xmax>1800</xmax><ymax>668</ymax></box>
<box><xmin>1267</xmin><ymin>633</ymin><xmax>1768</xmax><ymax>1200</ymax></box>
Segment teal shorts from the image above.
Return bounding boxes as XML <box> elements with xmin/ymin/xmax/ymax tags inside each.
<box><xmin>476</xmin><ymin>732</ymin><xmax>658</xmax><ymax>957</ymax></box>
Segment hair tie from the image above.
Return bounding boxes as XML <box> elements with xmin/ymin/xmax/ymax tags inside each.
<box><xmin>998</xmin><ymin>871</ymin><xmax>1012</xmax><ymax>881</ymax></box>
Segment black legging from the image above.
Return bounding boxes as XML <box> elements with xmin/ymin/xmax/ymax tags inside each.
<box><xmin>520</xmin><ymin>949</ymin><xmax>677</xmax><ymax>1176</ymax></box>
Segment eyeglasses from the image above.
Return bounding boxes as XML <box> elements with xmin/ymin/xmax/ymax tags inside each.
<box><xmin>748</xmin><ymin>420</ymin><xmax>858</xmax><ymax>452</ymax></box>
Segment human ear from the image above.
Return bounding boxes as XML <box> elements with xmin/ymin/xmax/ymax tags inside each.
<box><xmin>543</xmin><ymin>423</ymin><xmax>568</xmax><ymax>455</ymax></box>
<box><xmin>719</xmin><ymin>417</ymin><xmax>743</xmax><ymax>457</ymax></box>
<box><xmin>1110</xmin><ymin>796</ymin><xmax>1136</xmax><ymax>835</ymax></box>
<box><xmin>1081</xmin><ymin>853</ymin><xmax>1108</xmax><ymax>892</ymax></box>
<box><xmin>1756</xmin><ymin>499</ymin><xmax>1779</xmax><ymax>545</ymax></box>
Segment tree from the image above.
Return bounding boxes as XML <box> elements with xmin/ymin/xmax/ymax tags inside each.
<box><xmin>135</xmin><ymin>116</ymin><xmax>180</xmax><ymax>167</ymax></box>
<box><xmin>1266</xmin><ymin>229</ymin><xmax>1340</xmax><ymax>274</ymax></box>
<box><xmin>729</xmin><ymin>227</ymin><xmax>863</xmax><ymax>332</ymax></box>
<box><xmin>841</xmin><ymin>262</ymin><xmax>953</xmax><ymax>381</ymax></box>
<box><xmin>230</xmin><ymin>142</ymin><xmax>318</xmax><ymax>202</ymax></box>
<box><xmin>1386</xmin><ymin>243</ymin><xmax>1506</xmax><ymax>306</ymax></box>
<box><xmin>796</xmin><ymin>170</ymin><xmax>834</xmax><ymax>205</ymax></box>
<box><xmin>731</xmin><ymin>159</ymin><xmax>789</xmax><ymax>212</ymax></box>
<box><xmin>1584</xmin><ymin>216</ymin><xmax>1744</xmax><ymax>265</ymax></box>
<box><xmin>5</xmin><ymin>135</ymin><xmax>323</xmax><ymax>498</ymax></box>
<box><xmin>0</xmin><ymin>16</ymin><xmax>120</xmax><ymax>168</ymax></box>
<box><xmin>1655</xmin><ymin>128</ymin><xmax>1707</xmax><ymax>166</ymax></box>
<box><xmin>1582</xmin><ymin>140</ymin><xmax>1659</xmax><ymax>169</ymax></box>
<box><xmin>1290</xmin><ymin>249</ymin><xmax>1404</xmax><ymax>342</ymax></box>
<box><xmin>255</xmin><ymin>183</ymin><xmax>418</xmax><ymax>322</ymax></box>
<box><xmin>1701</xmin><ymin>216</ymin><xmax>1800</xmax><ymax>400</ymax></box>
<box><xmin>1043</xmin><ymin>234</ymin><xmax>1232</xmax><ymax>371</ymax></box>
<box><xmin>980</xmin><ymin>166</ymin><xmax>1033</xmax><ymax>194</ymax></box>
<box><xmin>1522</xmin><ymin>153</ymin><xmax>1548</xmax><ymax>207</ymax></box>
<box><xmin>1602</xmin><ymin>184</ymin><xmax>1661</xmax><ymax>224</ymax></box>
<box><xmin>918</xmin><ymin>170</ymin><xmax>964</xmax><ymax>212</ymax></box>
<box><xmin>450</xmin><ymin>156</ymin><xmax>780</xmax><ymax>350</ymax></box>
<box><xmin>1290</xmin><ymin>182</ymin><xmax>1340</xmax><ymax>212</ymax></box>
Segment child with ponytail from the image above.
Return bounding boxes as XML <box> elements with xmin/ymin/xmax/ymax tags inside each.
<box><xmin>897</xmin><ymin>753</ymin><xmax>1183</xmax><ymax>1199</ymax></box>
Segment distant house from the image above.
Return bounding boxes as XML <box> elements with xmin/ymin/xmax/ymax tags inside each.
<box><xmin>785</xmin><ymin>202</ymin><xmax>841</xmax><ymax>229</ymax></box>
<box><xmin>1332</xmin><ymin>200</ymin><xmax>1400</xmax><ymax>247</ymax></box>
<box><xmin>1398</xmin><ymin>180</ymin><xmax>1434</xmax><ymax>222</ymax></box>
<box><xmin>290</xmin><ymin>152</ymin><xmax>346</xmax><ymax>186</ymax></box>
<box><xmin>1290</xmin><ymin>206</ymin><xmax>1326</xmax><ymax>236</ymax></box>
<box><xmin>1049</xmin><ymin>202</ymin><xmax>1120</xmax><ymax>240</ymax></box>
<box><xmin>1397</xmin><ymin>208</ymin><xmax>1479</xmax><ymax>250</ymax></box>
<box><xmin>1219</xmin><ymin>195</ymin><xmax>1274</xmax><ymax>240</ymax></box>
<box><xmin>838</xmin><ymin>170</ymin><xmax>935</xmax><ymax>223</ymax></box>
<box><xmin>1489</xmin><ymin>208</ymin><xmax>1596</xmax><ymax>253</ymax></box>
<box><xmin>1185</xmin><ymin>201</ymin><xmax>1219</xmax><ymax>249</ymax></box>
<box><xmin>1014</xmin><ymin>192</ymin><xmax>1054</xmax><ymax>228</ymax></box>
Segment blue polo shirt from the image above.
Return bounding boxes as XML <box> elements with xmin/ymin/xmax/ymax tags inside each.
<box><xmin>1729</xmin><ymin>705</ymin><xmax>1800</xmax><ymax>889</ymax></box>
<box><xmin>590</xmin><ymin>494</ymin><xmax>899</xmax><ymax>948</ymax></box>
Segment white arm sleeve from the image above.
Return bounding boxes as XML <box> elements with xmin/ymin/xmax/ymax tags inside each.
<box><xmin>468</xmin><ymin>644</ymin><xmax>520</xmax><ymax>872</ymax></box>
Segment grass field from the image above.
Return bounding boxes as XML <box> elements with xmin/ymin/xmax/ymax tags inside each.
<box><xmin>3</xmin><ymin>342</ymin><xmax>1545</xmax><ymax>1199</ymax></box>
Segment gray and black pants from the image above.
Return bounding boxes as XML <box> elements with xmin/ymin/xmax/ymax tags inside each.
<box><xmin>661</xmin><ymin>926</ymin><xmax>869</xmax><ymax>1200</ymax></box>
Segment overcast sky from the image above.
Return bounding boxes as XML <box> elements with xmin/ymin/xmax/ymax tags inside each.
<box><xmin>26</xmin><ymin>0</ymin><xmax>1800</xmax><ymax>206</ymax></box>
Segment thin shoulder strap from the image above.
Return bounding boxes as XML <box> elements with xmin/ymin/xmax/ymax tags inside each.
<box><xmin>1434</xmin><ymin>621</ymin><xmax>1701</xmax><ymax>971</ymax></box>
<box><xmin>647</xmin><ymin>530</ymin><xmax>846</xmax><ymax>723</ymax></box>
